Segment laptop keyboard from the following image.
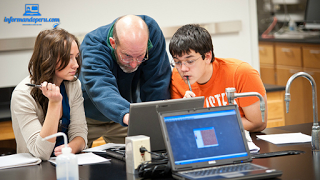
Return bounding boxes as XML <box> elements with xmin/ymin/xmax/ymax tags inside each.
<box><xmin>182</xmin><ymin>163</ymin><xmax>266</xmax><ymax>177</ymax></box>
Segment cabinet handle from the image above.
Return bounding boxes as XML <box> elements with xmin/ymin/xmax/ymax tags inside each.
<box><xmin>281</xmin><ymin>48</ymin><xmax>291</xmax><ymax>53</ymax></box>
<box><xmin>289</xmin><ymin>69</ymin><xmax>299</xmax><ymax>74</ymax></box>
<box><xmin>304</xmin><ymin>71</ymin><xmax>314</xmax><ymax>75</ymax></box>
<box><xmin>310</xmin><ymin>50</ymin><xmax>320</xmax><ymax>54</ymax></box>
<box><xmin>259</xmin><ymin>47</ymin><xmax>266</xmax><ymax>54</ymax></box>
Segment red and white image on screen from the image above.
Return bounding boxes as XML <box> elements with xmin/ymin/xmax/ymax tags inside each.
<box><xmin>194</xmin><ymin>127</ymin><xmax>219</xmax><ymax>148</ymax></box>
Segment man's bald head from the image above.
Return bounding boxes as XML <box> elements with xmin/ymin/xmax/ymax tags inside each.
<box><xmin>110</xmin><ymin>15</ymin><xmax>150</xmax><ymax>73</ymax></box>
<box><xmin>113</xmin><ymin>15</ymin><xmax>149</xmax><ymax>46</ymax></box>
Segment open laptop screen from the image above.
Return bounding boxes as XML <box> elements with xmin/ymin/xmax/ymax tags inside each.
<box><xmin>128</xmin><ymin>96</ymin><xmax>205</xmax><ymax>152</ymax></box>
<box><xmin>162</xmin><ymin>106</ymin><xmax>249</xmax><ymax>166</ymax></box>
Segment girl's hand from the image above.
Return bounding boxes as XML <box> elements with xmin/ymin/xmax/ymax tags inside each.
<box><xmin>41</xmin><ymin>81</ymin><xmax>62</xmax><ymax>103</ymax></box>
<box><xmin>53</xmin><ymin>144</ymin><xmax>69</xmax><ymax>157</ymax></box>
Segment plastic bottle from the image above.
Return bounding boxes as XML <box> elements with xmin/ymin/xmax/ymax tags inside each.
<box><xmin>43</xmin><ymin>132</ymin><xmax>79</xmax><ymax>180</ymax></box>
<box><xmin>289</xmin><ymin>19</ymin><xmax>297</xmax><ymax>31</ymax></box>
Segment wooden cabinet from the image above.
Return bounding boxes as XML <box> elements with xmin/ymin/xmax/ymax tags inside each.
<box><xmin>276</xmin><ymin>66</ymin><xmax>304</xmax><ymax>125</ymax></box>
<box><xmin>260</xmin><ymin>42</ymin><xmax>276</xmax><ymax>85</ymax></box>
<box><xmin>0</xmin><ymin>121</ymin><xmax>15</xmax><ymax>141</ymax></box>
<box><xmin>259</xmin><ymin>42</ymin><xmax>320</xmax><ymax>126</ymax></box>
<box><xmin>275</xmin><ymin>43</ymin><xmax>302</xmax><ymax>67</ymax></box>
<box><xmin>260</xmin><ymin>65</ymin><xmax>276</xmax><ymax>85</ymax></box>
<box><xmin>266</xmin><ymin>91</ymin><xmax>285</xmax><ymax>128</ymax></box>
<box><xmin>303</xmin><ymin>68</ymin><xmax>320</xmax><ymax>124</ymax></box>
<box><xmin>92</xmin><ymin>137</ymin><xmax>106</xmax><ymax>147</ymax></box>
<box><xmin>303</xmin><ymin>46</ymin><xmax>320</xmax><ymax>68</ymax></box>
<box><xmin>259</xmin><ymin>43</ymin><xmax>275</xmax><ymax>64</ymax></box>
<box><xmin>274</xmin><ymin>43</ymin><xmax>304</xmax><ymax>126</ymax></box>
<box><xmin>0</xmin><ymin>121</ymin><xmax>16</xmax><ymax>153</ymax></box>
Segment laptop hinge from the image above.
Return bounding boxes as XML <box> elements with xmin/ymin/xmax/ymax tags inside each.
<box><xmin>233</xmin><ymin>160</ymin><xmax>251</xmax><ymax>164</ymax></box>
<box><xmin>177</xmin><ymin>166</ymin><xmax>193</xmax><ymax>171</ymax></box>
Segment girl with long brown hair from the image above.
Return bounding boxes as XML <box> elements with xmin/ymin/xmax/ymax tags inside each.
<box><xmin>11</xmin><ymin>28</ymin><xmax>87</xmax><ymax>160</ymax></box>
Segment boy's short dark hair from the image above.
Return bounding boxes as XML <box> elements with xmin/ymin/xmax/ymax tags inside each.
<box><xmin>169</xmin><ymin>24</ymin><xmax>214</xmax><ymax>62</ymax></box>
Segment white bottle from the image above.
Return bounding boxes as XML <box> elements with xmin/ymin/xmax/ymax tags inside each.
<box><xmin>289</xmin><ymin>19</ymin><xmax>297</xmax><ymax>31</ymax></box>
<box><xmin>43</xmin><ymin>132</ymin><xmax>79</xmax><ymax>180</ymax></box>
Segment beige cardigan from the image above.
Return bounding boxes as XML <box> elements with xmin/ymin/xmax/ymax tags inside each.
<box><xmin>11</xmin><ymin>76</ymin><xmax>88</xmax><ymax>160</ymax></box>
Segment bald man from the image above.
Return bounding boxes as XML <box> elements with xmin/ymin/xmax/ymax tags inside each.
<box><xmin>79</xmin><ymin>15</ymin><xmax>171</xmax><ymax>146</ymax></box>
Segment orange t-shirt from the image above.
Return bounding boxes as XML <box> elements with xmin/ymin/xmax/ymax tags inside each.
<box><xmin>170</xmin><ymin>57</ymin><xmax>266</xmax><ymax>117</ymax></box>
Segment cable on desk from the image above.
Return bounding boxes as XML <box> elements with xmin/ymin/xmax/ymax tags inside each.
<box><xmin>137</xmin><ymin>146</ymin><xmax>171</xmax><ymax>178</ymax></box>
<box><xmin>140</xmin><ymin>147</ymin><xmax>167</xmax><ymax>160</ymax></box>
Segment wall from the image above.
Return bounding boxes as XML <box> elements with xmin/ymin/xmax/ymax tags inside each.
<box><xmin>0</xmin><ymin>0</ymin><xmax>259</xmax><ymax>88</ymax></box>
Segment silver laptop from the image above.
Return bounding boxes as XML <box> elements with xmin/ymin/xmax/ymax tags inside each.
<box><xmin>158</xmin><ymin>105</ymin><xmax>282</xmax><ymax>180</ymax></box>
<box><xmin>128</xmin><ymin>97</ymin><xmax>205</xmax><ymax>152</ymax></box>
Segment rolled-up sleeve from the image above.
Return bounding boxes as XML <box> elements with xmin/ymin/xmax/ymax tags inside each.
<box><xmin>11</xmin><ymin>89</ymin><xmax>55</xmax><ymax>160</ymax></box>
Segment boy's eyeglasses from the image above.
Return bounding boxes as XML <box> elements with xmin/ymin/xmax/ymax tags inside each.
<box><xmin>170</xmin><ymin>56</ymin><xmax>201</xmax><ymax>68</ymax></box>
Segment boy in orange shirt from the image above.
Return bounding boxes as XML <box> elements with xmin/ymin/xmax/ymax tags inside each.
<box><xmin>169</xmin><ymin>24</ymin><xmax>267</xmax><ymax>132</ymax></box>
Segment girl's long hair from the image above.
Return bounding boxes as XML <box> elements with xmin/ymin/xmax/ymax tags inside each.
<box><xmin>28</xmin><ymin>29</ymin><xmax>81</xmax><ymax>116</ymax></box>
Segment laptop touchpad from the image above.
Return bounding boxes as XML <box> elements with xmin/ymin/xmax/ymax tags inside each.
<box><xmin>222</xmin><ymin>172</ymin><xmax>244</xmax><ymax>178</ymax></box>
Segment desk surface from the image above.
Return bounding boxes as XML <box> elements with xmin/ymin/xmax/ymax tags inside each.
<box><xmin>0</xmin><ymin>123</ymin><xmax>319</xmax><ymax>180</ymax></box>
<box><xmin>252</xmin><ymin>123</ymin><xmax>320</xmax><ymax>180</ymax></box>
<box><xmin>264</xmin><ymin>84</ymin><xmax>285</xmax><ymax>93</ymax></box>
<box><xmin>259</xmin><ymin>37</ymin><xmax>320</xmax><ymax>44</ymax></box>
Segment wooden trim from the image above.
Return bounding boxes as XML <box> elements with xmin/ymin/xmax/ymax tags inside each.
<box><xmin>0</xmin><ymin>121</ymin><xmax>15</xmax><ymax>141</ymax></box>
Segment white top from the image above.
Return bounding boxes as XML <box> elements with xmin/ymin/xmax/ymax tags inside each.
<box><xmin>11</xmin><ymin>76</ymin><xmax>88</xmax><ymax>160</ymax></box>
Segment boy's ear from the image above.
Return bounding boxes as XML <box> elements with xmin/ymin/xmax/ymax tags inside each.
<box><xmin>205</xmin><ymin>51</ymin><xmax>212</xmax><ymax>63</ymax></box>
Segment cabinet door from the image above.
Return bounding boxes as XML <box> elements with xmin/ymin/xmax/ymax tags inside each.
<box><xmin>276</xmin><ymin>66</ymin><xmax>304</xmax><ymax>125</ymax></box>
<box><xmin>0</xmin><ymin>121</ymin><xmax>15</xmax><ymax>141</ymax></box>
<box><xmin>259</xmin><ymin>42</ymin><xmax>276</xmax><ymax>85</ymax></box>
<box><xmin>259</xmin><ymin>43</ymin><xmax>274</xmax><ymax>65</ymax></box>
<box><xmin>303</xmin><ymin>46</ymin><xmax>320</xmax><ymax>69</ymax></box>
<box><xmin>302</xmin><ymin>69</ymin><xmax>320</xmax><ymax>124</ymax></box>
<box><xmin>275</xmin><ymin>44</ymin><xmax>302</xmax><ymax>67</ymax></box>
<box><xmin>260</xmin><ymin>64</ymin><xmax>276</xmax><ymax>85</ymax></box>
<box><xmin>266</xmin><ymin>91</ymin><xmax>285</xmax><ymax>128</ymax></box>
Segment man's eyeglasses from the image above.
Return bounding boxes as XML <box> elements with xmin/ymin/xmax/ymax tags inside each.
<box><xmin>116</xmin><ymin>46</ymin><xmax>148</xmax><ymax>63</ymax></box>
<box><xmin>170</xmin><ymin>56</ymin><xmax>202</xmax><ymax>68</ymax></box>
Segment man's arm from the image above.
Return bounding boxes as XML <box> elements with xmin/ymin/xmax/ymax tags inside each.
<box><xmin>123</xmin><ymin>113</ymin><xmax>129</xmax><ymax>125</ymax></box>
<box><xmin>241</xmin><ymin>94</ymin><xmax>268</xmax><ymax>132</ymax></box>
<box><xmin>139</xmin><ymin>16</ymin><xmax>171</xmax><ymax>102</ymax></box>
<box><xmin>80</xmin><ymin>27</ymin><xmax>130</xmax><ymax>126</ymax></box>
